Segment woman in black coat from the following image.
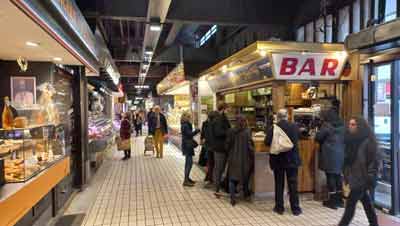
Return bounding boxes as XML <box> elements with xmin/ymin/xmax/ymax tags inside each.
<box><xmin>338</xmin><ymin>116</ymin><xmax>379</xmax><ymax>226</ymax></box>
<box><xmin>225</xmin><ymin>115</ymin><xmax>254</xmax><ymax>206</ymax></box>
<box><xmin>315</xmin><ymin>109</ymin><xmax>345</xmax><ymax>209</ymax></box>
<box><xmin>181</xmin><ymin>111</ymin><xmax>200</xmax><ymax>187</ymax></box>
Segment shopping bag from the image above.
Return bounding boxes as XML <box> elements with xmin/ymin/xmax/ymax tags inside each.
<box><xmin>117</xmin><ymin>137</ymin><xmax>131</xmax><ymax>150</ymax></box>
<box><xmin>269</xmin><ymin>125</ymin><xmax>293</xmax><ymax>155</ymax></box>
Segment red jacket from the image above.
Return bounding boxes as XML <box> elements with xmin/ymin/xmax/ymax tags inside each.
<box><xmin>120</xmin><ymin>119</ymin><xmax>131</xmax><ymax>139</ymax></box>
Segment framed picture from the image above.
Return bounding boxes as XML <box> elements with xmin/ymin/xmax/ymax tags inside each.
<box><xmin>11</xmin><ymin>76</ymin><xmax>36</xmax><ymax>107</ymax></box>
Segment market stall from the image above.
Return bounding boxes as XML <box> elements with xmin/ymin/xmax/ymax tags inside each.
<box><xmin>0</xmin><ymin>0</ymin><xmax>106</xmax><ymax>225</ymax></box>
<box><xmin>200</xmin><ymin>41</ymin><xmax>361</xmax><ymax>198</ymax></box>
<box><xmin>87</xmin><ymin>86</ymin><xmax>115</xmax><ymax>170</ymax></box>
<box><xmin>157</xmin><ymin>63</ymin><xmax>191</xmax><ymax>147</ymax></box>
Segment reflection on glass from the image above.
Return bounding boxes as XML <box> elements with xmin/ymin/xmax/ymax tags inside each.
<box><xmin>373</xmin><ymin>64</ymin><xmax>392</xmax><ymax>209</ymax></box>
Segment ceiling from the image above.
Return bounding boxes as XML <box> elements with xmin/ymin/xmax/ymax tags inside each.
<box><xmin>0</xmin><ymin>1</ymin><xmax>81</xmax><ymax>65</ymax></box>
<box><xmin>76</xmin><ymin>0</ymin><xmax>306</xmax><ymax>99</ymax></box>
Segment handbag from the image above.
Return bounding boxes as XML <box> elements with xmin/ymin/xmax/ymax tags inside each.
<box><xmin>117</xmin><ymin>137</ymin><xmax>131</xmax><ymax>150</ymax></box>
<box><xmin>269</xmin><ymin>125</ymin><xmax>293</xmax><ymax>155</ymax></box>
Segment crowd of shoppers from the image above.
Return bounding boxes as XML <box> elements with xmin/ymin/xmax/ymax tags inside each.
<box><xmin>118</xmin><ymin>101</ymin><xmax>381</xmax><ymax>225</ymax></box>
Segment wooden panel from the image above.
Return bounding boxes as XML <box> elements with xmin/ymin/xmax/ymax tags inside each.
<box><xmin>0</xmin><ymin>157</ymin><xmax>70</xmax><ymax>226</ymax></box>
<box><xmin>298</xmin><ymin>139</ymin><xmax>316</xmax><ymax>192</ymax></box>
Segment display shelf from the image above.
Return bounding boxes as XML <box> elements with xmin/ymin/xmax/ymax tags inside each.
<box><xmin>0</xmin><ymin>124</ymin><xmax>66</xmax><ymax>183</ymax></box>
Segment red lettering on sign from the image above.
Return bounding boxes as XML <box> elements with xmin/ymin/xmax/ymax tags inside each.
<box><xmin>321</xmin><ymin>59</ymin><xmax>339</xmax><ymax>76</ymax></box>
<box><xmin>280</xmin><ymin>58</ymin><xmax>298</xmax><ymax>75</ymax></box>
<box><xmin>297</xmin><ymin>58</ymin><xmax>316</xmax><ymax>76</ymax></box>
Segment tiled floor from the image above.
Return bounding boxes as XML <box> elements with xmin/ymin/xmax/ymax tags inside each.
<box><xmin>73</xmin><ymin>136</ymin><xmax>377</xmax><ymax>226</ymax></box>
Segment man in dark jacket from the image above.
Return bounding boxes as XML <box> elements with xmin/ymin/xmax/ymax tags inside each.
<box><xmin>265</xmin><ymin>109</ymin><xmax>302</xmax><ymax>216</ymax></box>
<box><xmin>211</xmin><ymin>103</ymin><xmax>231</xmax><ymax>196</ymax></box>
<box><xmin>315</xmin><ymin>109</ymin><xmax>345</xmax><ymax>209</ymax></box>
<box><xmin>202</xmin><ymin>111</ymin><xmax>219</xmax><ymax>186</ymax></box>
<box><xmin>148</xmin><ymin>105</ymin><xmax>168</xmax><ymax>158</ymax></box>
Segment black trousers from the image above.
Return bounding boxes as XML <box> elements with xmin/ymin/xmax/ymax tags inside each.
<box><xmin>273</xmin><ymin>168</ymin><xmax>301</xmax><ymax>211</ymax></box>
<box><xmin>326</xmin><ymin>173</ymin><xmax>343</xmax><ymax>194</ymax></box>
<box><xmin>338</xmin><ymin>188</ymin><xmax>378</xmax><ymax>226</ymax></box>
<box><xmin>124</xmin><ymin>149</ymin><xmax>131</xmax><ymax>158</ymax></box>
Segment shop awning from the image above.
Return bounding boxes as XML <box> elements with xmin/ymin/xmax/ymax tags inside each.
<box><xmin>200</xmin><ymin>41</ymin><xmax>347</xmax><ymax>93</ymax></box>
<box><xmin>157</xmin><ymin>63</ymin><xmax>189</xmax><ymax>95</ymax></box>
<box><xmin>345</xmin><ymin>18</ymin><xmax>400</xmax><ymax>52</ymax></box>
<box><xmin>11</xmin><ymin>0</ymin><xmax>105</xmax><ymax>75</ymax></box>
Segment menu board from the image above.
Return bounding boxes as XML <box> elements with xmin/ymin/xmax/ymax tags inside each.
<box><xmin>207</xmin><ymin>58</ymin><xmax>271</xmax><ymax>92</ymax></box>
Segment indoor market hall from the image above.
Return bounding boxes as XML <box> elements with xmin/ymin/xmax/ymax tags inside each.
<box><xmin>1</xmin><ymin>0</ymin><xmax>400</xmax><ymax>226</ymax></box>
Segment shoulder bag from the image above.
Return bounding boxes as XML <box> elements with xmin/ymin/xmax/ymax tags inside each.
<box><xmin>269</xmin><ymin>125</ymin><xmax>293</xmax><ymax>155</ymax></box>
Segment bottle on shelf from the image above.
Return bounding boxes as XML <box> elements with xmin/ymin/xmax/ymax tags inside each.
<box><xmin>2</xmin><ymin>96</ymin><xmax>14</xmax><ymax>129</ymax></box>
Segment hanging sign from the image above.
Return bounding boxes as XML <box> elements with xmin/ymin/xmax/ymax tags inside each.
<box><xmin>271</xmin><ymin>52</ymin><xmax>347</xmax><ymax>80</ymax></box>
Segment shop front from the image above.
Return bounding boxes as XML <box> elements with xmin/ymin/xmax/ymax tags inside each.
<box><xmin>346</xmin><ymin>18</ymin><xmax>400</xmax><ymax>215</ymax></box>
<box><xmin>200</xmin><ymin>41</ymin><xmax>360</xmax><ymax>198</ymax></box>
<box><xmin>157</xmin><ymin>64</ymin><xmax>191</xmax><ymax>147</ymax></box>
<box><xmin>0</xmin><ymin>0</ymin><xmax>103</xmax><ymax>225</ymax></box>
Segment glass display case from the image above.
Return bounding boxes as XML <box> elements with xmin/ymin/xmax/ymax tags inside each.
<box><xmin>88</xmin><ymin>113</ymin><xmax>114</xmax><ymax>152</ymax></box>
<box><xmin>0</xmin><ymin>124</ymin><xmax>65</xmax><ymax>183</ymax></box>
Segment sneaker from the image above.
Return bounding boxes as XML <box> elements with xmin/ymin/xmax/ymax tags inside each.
<box><xmin>292</xmin><ymin>208</ymin><xmax>302</xmax><ymax>216</ymax></box>
<box><xmin>273</xmin><ymin>207</ymin><xmax>284</xmax><ymax>215</ymax></box>
<box><xmin>230</xmin><ymin>199</ymin><xmax>236</xmax><ymax>206</ymax></box>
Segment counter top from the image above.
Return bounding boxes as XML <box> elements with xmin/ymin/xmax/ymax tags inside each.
<box><xmin>0</xmin><ymin>157</ymin><xmax>70</xmax><ymax>226</ymax></box>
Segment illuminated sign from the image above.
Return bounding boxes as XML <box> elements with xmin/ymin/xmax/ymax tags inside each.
<box><xmin>271</xmin><ymin>52</ymin><xmax>347</xmax><ymax>80</ymax></box>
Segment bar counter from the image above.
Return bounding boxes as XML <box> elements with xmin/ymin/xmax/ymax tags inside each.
<box><xmin>252</xmin><ymin>137</ymin><xmax>319</xmax><ymax>198</ymax></box>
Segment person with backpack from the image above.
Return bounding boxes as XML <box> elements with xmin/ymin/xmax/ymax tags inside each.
<box><xmin>264</xmin><ymin>109</ymin><xmax>302</xmax><ymax>216</ymax></box>
<box><xmin>338</xmin><ymin>116</ymin><xmax>380</xmax><ymax>226</ymax></box>
<box><xmin>315</xmin><ymin>109</ymin><xmax>345</xmax><ymax>209</ymax></box>
<box><xmin>225</xmin><ymin>115</ymin><xmax>254</xmax><ymax>206</ymax></box>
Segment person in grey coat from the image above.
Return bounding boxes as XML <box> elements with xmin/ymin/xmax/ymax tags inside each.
<box><xmin>315</xmin><ymin>109</ymin><xmax>345</xmax><ymax>209</ymax></box>
<box><xmin>225</xmin><ymin>115</ymin><xmax>254</xmax><ymax>206</ymax></box>
<box><xmin>338</xmin><ymin>116</ymin><xmax>379</xmax><ymax>226</ymax></box>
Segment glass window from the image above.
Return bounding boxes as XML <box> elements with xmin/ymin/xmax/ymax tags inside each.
<box><xmin>363</xmin><ymin>0</ymin><xmax>371</xmax><ymax>28</ymax></box>
<box><xmin>338</xmin><ymin>6</ymin><xmax>350</xmax><ymax>42</ymax></box>
<box><xmin>315</xmin><ymin>18</ymin><xmax>325</xmax><ymax>42</ymax></box>
<box><xmin>372</xmin><ymin>64</ymin><xmax>393</xmax><ymax>210</ymax></box>
<box><xmin>353</xmin><ymin>0</ymin><xmax>361</xmax><ymax>32</ymax></box>
<box><xmin>384</xmin><ymin>0</ymin><xmax>397</xmax><ymax>22</ymax></box>
<box><xmin>374</xmin><ymin>0</ymin><xmax>380</xmax><ymax>21</ymax></box>
<box><xmin>296</xmin><ymin>26</ymin><xmax>305</xmax><ymax>42</ymax></box>
<box><xmin>326</xmin><ymin>15</ymin><xmax>333</xmax><ymax>42</ymax></box>
<box><xmin>306</xmin><ymin>22</ymin><xmax>314</xmax><ymax>42</ymax></box>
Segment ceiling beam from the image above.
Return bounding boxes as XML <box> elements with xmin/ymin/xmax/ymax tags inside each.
<box><xmin>88</xmin><ymin>0</ymin><xmax>301</xmax><ymax>26</ymax></box>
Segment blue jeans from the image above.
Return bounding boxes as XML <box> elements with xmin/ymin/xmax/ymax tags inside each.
<box><xmin>184</xmin><ymin>155</ymin><xmax>193</xmax><ymax>181</ymax></box>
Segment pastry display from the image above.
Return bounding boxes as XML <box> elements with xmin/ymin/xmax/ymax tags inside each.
<box><xmin>13</xmin><ymin>117</ymin><xmax>28</xmax><ymax>128</ymax></box>
<box><xmin>0</xmin><ymin>124</ymin><xmax>66</xmax><ymax>183</ymax></box>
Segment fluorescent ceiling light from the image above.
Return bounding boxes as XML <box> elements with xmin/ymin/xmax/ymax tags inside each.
<box><xmin>135</xmin><ymin>85</ymin><xmax>150</xmax><ymax>89</ymax></box>
<box><xmin>53</xmin><ymin>57</ymin><xmax>62</xmax><ymax>62</ymax></box>
<box><xmin>26</xmin><ymin>41</ymin><xmax>40</xmax><ymax>47</ymax></box>
<box><xmin>150</xmin><ymin>24</ymin><xmax>161</xmax><ymax>31</ymax></box>
<box><xmin>145</xmin><ymin>49</ymin><xmax>154</xmax><ymax>55</ymax></box>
